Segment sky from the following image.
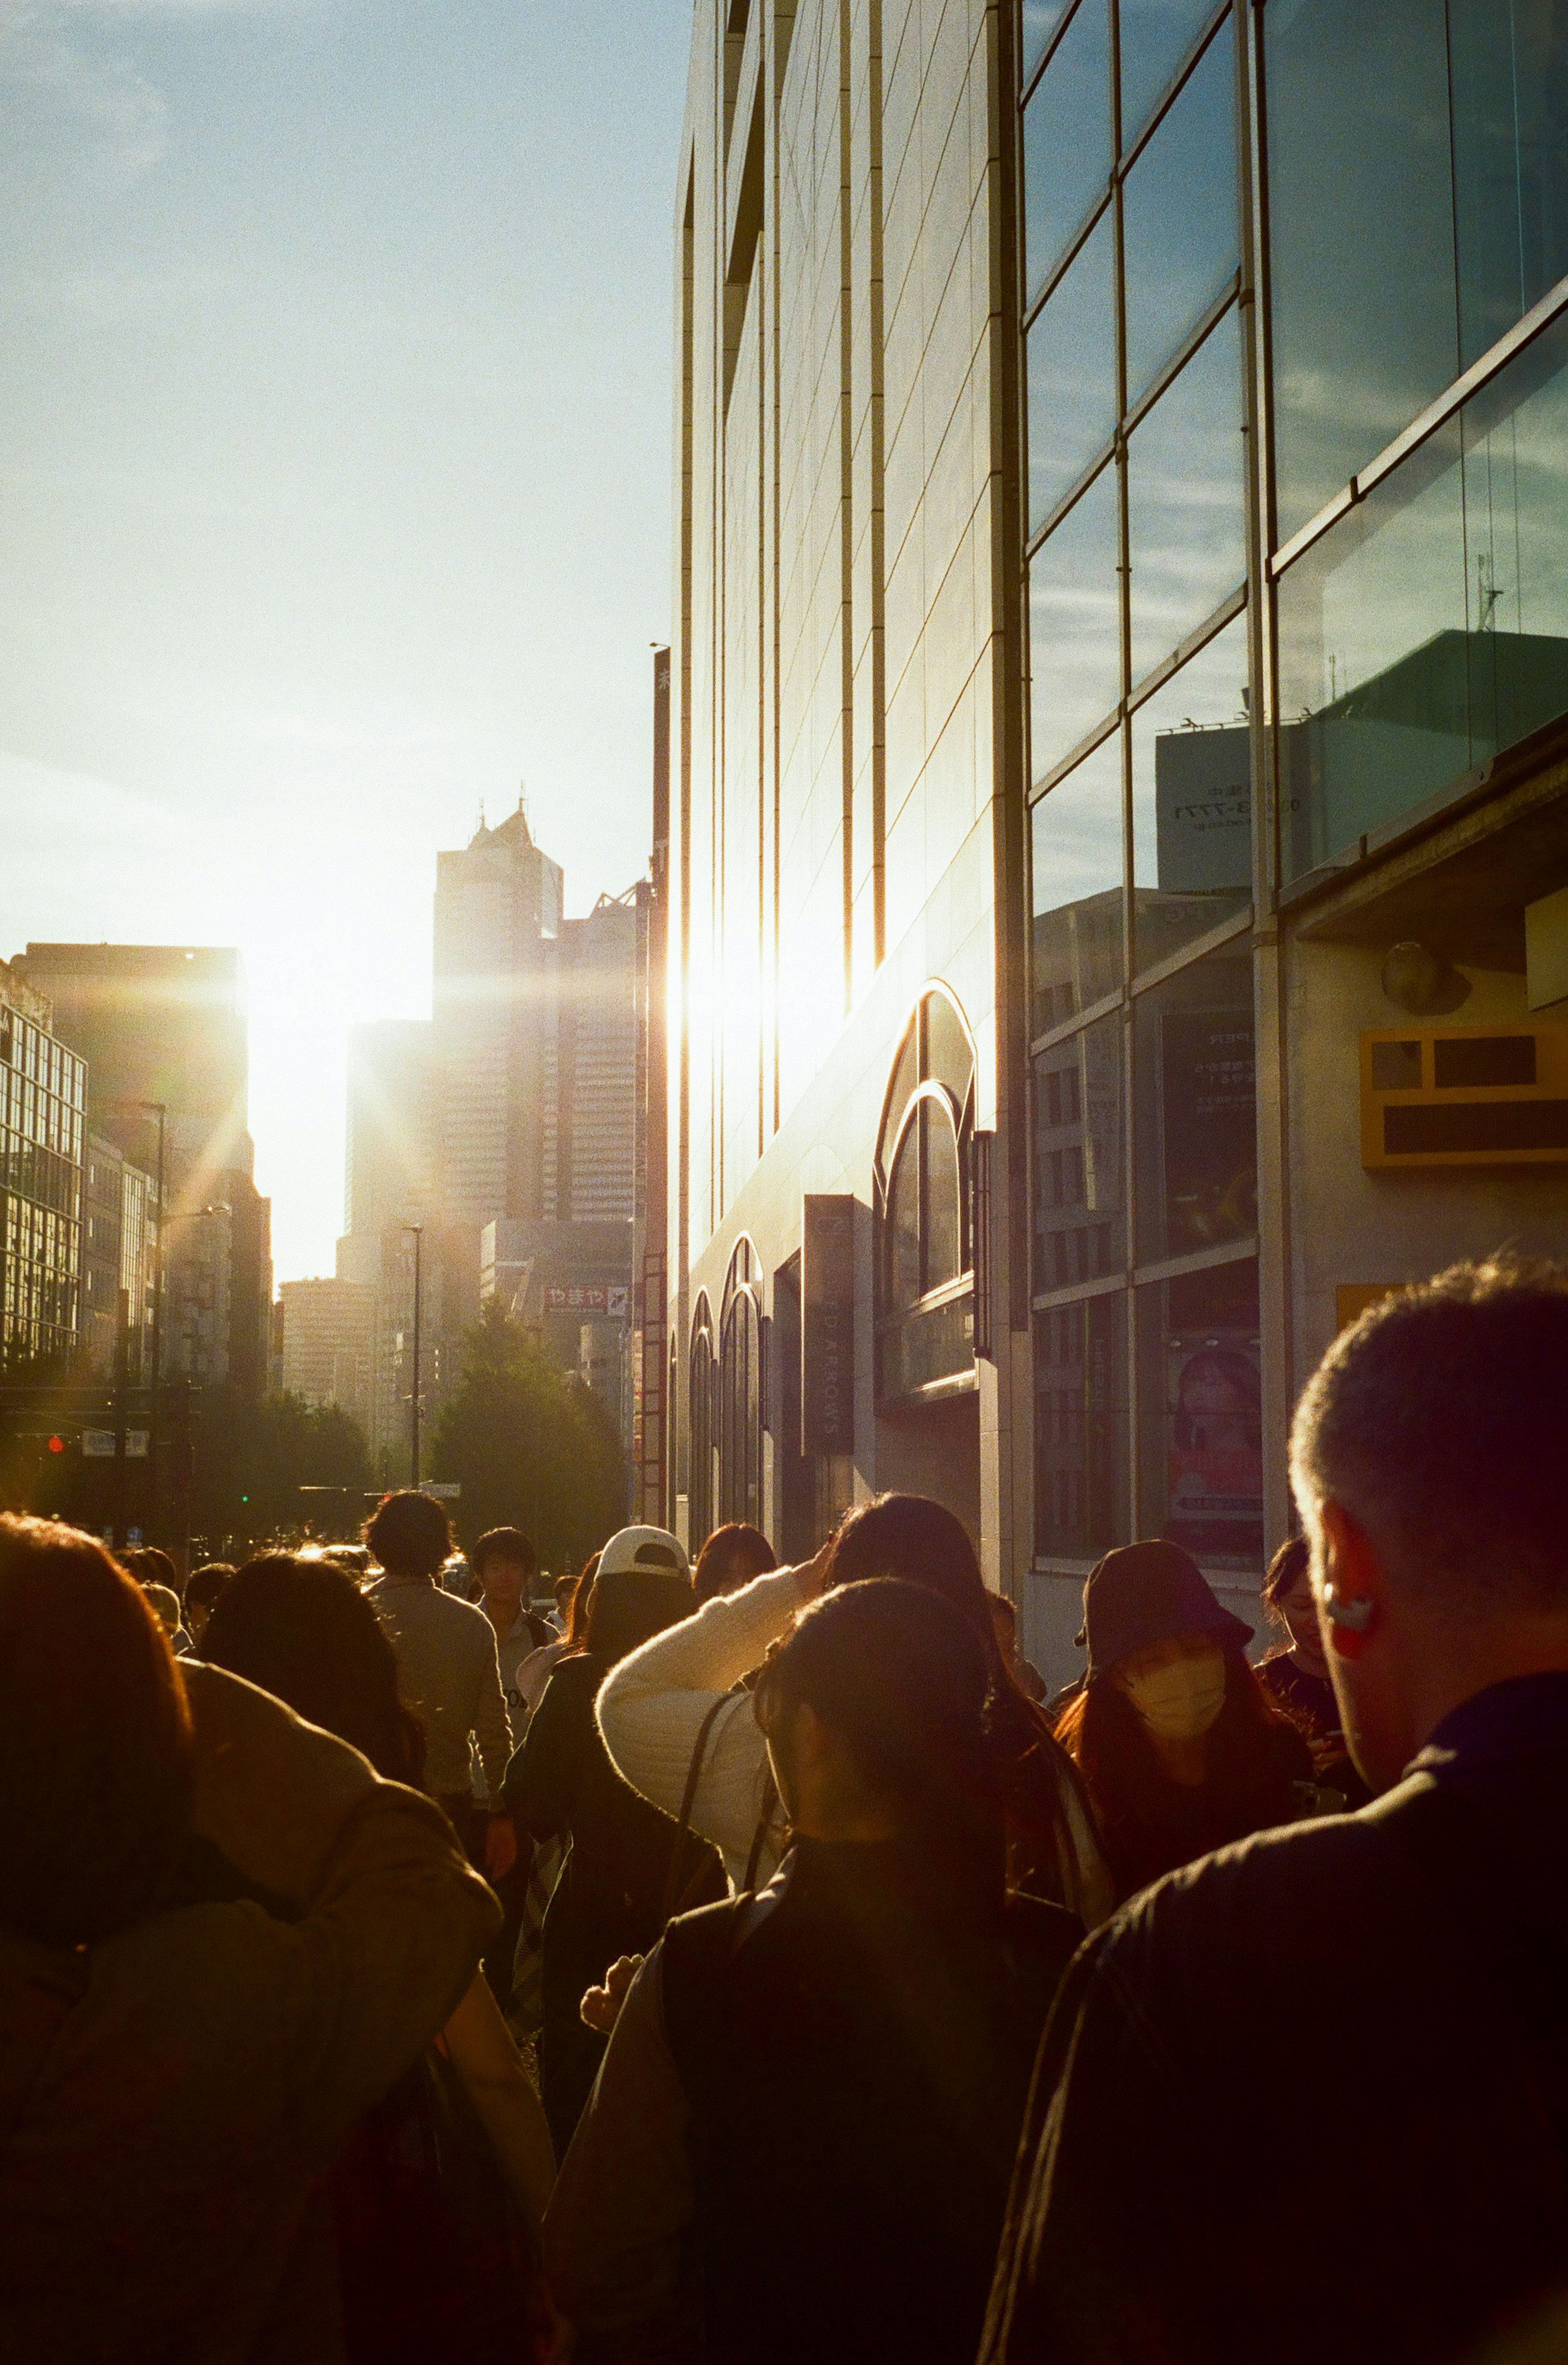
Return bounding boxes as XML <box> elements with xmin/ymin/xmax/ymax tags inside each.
<box><xmin>0</xmin><ymin>0</ymin><xmax>692</xmax><ymax>1282</ymax></box>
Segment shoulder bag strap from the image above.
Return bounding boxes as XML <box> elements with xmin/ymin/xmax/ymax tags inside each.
<box><xmin>660</xmin><ymin>1687</ymin><xmax>737</xmax><ymax>1926</ymax></box>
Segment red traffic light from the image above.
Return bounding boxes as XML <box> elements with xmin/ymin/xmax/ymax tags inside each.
<box><xmin>47</xmin><ymin>1435</ymin><xmax>65</xmax><ymax>1455</ymax></box>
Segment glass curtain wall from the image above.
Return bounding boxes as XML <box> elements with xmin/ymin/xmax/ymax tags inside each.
<box><xmin>1268</xmin><ymin>0</ymin><xmax>1568</xmax><ymax>876</ymax></box>
<box><xmin>1020</xmin><ymin>0</ymin><xmax>1263</xmax><ymax>1576</ymax></box>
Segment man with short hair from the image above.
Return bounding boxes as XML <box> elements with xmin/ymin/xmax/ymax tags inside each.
<box><xmin>365</xmin><ymin>1492</ymin><xmax>512</xmax><ymax>1864</ymax></box>
<box><xmin>983</xmin><ymin>1259</ymin><xmax>1568</xmax><ymax>2365</ymax></box>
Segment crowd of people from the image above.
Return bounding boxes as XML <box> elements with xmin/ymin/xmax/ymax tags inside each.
<box><xmin>2</xmin><ymin>1253</ymin><xmax>1567</xmax><ymax>2362</ymax></box>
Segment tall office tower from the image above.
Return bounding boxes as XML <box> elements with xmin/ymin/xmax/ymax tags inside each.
<box><xmin>278</xmin><ymin>1276</ymin><xmax>376</xmax><ymax>1440</ymax></box>
<box><xmin>14</xmin><ymin>945</ymin><xmax>271</xmax><ymax>1393</ymax></box>
<box><xmin>80</xmin><ymin>1132</ymin><xmax>159</xmax><ymax>1380</ymax></box>
<box><xmin>433</xmin><ymin>801</ymin><xmax>563</xmax><ymax>1229</ymax></box>
<box><xmin>0</xmin><ymin>959</ymin><xmax>85</xmax><ymax>1366</ymax></box>
<box><xmin>543</xmin><ymin>889</ymin><xmax>641</xmax><ymax>1226</ymax></box>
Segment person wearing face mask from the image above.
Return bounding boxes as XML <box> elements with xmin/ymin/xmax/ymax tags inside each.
<box><xmin>1054</xmin><ymin>1540</ymin><xmax>1316</xmax><ymax>1904</ymax></box>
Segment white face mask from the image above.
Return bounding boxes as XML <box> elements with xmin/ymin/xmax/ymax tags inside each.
<box><xmin>1122</xmin><ymin>1651</ymin><xmax>1228</xmax><ymax>1742</ymax></box>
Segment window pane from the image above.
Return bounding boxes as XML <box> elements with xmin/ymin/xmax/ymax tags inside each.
<box><xmin>922</xmin><ymin>1101</ymin><xmax>962</xmax><ymax>1291</ymax></box>
<box><xmin>1033</xmin><ymin>1011</ymin><xmax>1126</xmax><ymax>1291</ymax></box>
<box><xmin>1278</xmin><ymin>307</ymin><xmax>1568</xmax><ymax>878</ymax></box>
<box><xmin>887</xmin><ymin>1126</ymin><xmax>922</xmax><ymax>1315</ymax></box>
<box><xmin>1122</xmin><ymin>28</ymin><xmax>1238</xmax><ymax>404</ymax></box>
<box><xmin>1031</xmin><ymin>732</ymin><xmax>1124</xmax><ymax>1034</ymax></box>
<box><xmin>1034</xmin><ymin>1292</ymin><xmax>1129</xmax><ymax>1559</ymax></box>
<box><xmin>1027</xmin><ymin>207</ymin><xmax>1116</xmax><ymax>533</ymax></box>
<box><xmin>1022</xmin><ymin>0</ymin><xmax>1075</xmax><ymax>85</ymax></box>
<box><xmin>1136</xmin><ymin>1259</ymin><xmax>1263</xmax><ymax>1571</ymax></box>
<box><xmin>1133</xmin><ymin>947</ymin><xmax>1255</xmax><ymax>1264</ymax></box>
<box><xmin>1266</xmin><ymin>0</ymin><xmax>1458</xmax><ymax>540</ymax></box>
<box><xmin>1450</xmin><ymin>0</ymin><xmax>1568</xmax><ymax>369</ymax></box>
<box><xmin>1126</xmin><ymin>310</ymin><xmax>1245</xmax><ymax>684</ymax></box>
<box><xmin>1119</xmin><ymin>0</ymin><xmax>1225</xmax><ymax>150</ymax></box>
<box><xmin>1023</xmin><ymin>0</ymin><xmax>1112</xmax><ymax>298</ymax></box>
<box><xmin>1131</xmin><ymin>609</ymin><xmax>1250</xmax><ymax>973</ymax></box>
<box><xmin>1029</xmin><ymin>463</ymin><xmax>1121</xmax><ymax>776</ymax></box>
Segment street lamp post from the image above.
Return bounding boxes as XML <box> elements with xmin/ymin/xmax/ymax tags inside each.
<box><xmin>405</xmin><ymin>1224</ymin><xmax>424</xmax><ymax>1488</ymax></box>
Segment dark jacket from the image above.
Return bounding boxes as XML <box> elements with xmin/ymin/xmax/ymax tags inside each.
<box><xmin>503</xmin><ymin>1654</ymin><xmax>722</xmax><ymax>2147</ymax></box>
<box><xmin>982</xmin><ymin>1673</ymin><xmax>1568</xmax><ymax>2365</ymax></box>
<box><xmin>662</xmin><ymin>1838</ymin><xmax>1080</xmax><ymax>2365</ymax></box>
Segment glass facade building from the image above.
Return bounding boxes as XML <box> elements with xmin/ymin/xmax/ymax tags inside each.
<box><xmin>665</xmin><ymin>0</ymin><xmax>1568</xmax><ymax>1678</ymax></box>
<box><xmin>0</xmin><ymin>972</ymin><xmax>86</xmax><ymax>1366</ymax></box>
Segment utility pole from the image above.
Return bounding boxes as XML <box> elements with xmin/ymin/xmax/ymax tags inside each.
<box><xmin>405</xmin><ymin>1224</ymin><xmax>424</xmax><ymax>1487</ymax></box>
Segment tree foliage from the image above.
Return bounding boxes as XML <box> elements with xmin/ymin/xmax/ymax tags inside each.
<box><xmin>432</xmin><ymin>1300</ymin><xmax>628</xmax><ymax>1572</ymax></box>
<box><xmin>191</xmin><ymin>1387</ymin><xmax>374</xmax><ymax>1551</ymax></box>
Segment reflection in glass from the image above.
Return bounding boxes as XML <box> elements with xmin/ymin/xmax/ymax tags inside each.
<box><xmin>1033</xmin><ymin>1012</ymin><xmax>1126</xmax><ymax>1290</ymax></box>
<box><xmin>1031</xmin><ymin>732</ymin><xmax>1124</xmax><ymax>1036</ymax></box>
<box><xmin>1126</xmin><ymin>310</ymin><xmax>1245</xmax><ymax>684</ymax></box>
<box><xmin>1131</xmin><ymin>610</ymin><xmax>1250</xmax><ymax>973</ymax></box>
<box><xmin>1027</xmin><ymin>207</ymin><xmax>1116</xmax><ymax>532</ymax></box>
<box><xmin>1122</xmin><ymin>27</ymin><xmax>1238</xmax><ymax>403</ymax></box>
<box><xmin>1029</xmin><ymin>463</ymin><xmax>1121</xmax><ymax>777</ymax></box>
<box><xmin>887</xmin><ymin>1125</ymin><xmax>922</xmax><ymax>1315</ymax></box>
<box><xmin>1450</xmin><ymin>0</ymin><xmax>1568</xmax><ymax>368</ymax></box>
<box><xmin>1277</xmin><ymin>308</ymin><xmax>1568</xmax><ymax>878</ymax></box>
<box><xmin>1023</xmin><ymin>0</ymin><xmax>1111</xmax><ymax>298</ymax></box>
<box><xmin>1034</xmin><ymin>1293</ymin><xmax>1129</xmax><ymax>1559</ymax></box>
<box><xmin>924</xmin><ymin>1102</ymin><xmax>962</xmax><ymax>1292</ymax></box>
<box><xmin>1136</xmin><ymin>1259</ymin><xmax>1262</xmax><ymax>1568</ymax></box>
<box><xmin>1266</xmin><ymin>0</ymin><xmax>1458</xmax><ymax>540</ymax></box>
<box><xmin>1022</xmin><ymin>0</ymin><xmax>1075</xmax><ymax>86</ymax></box>
<box><xmin>1119</xmin><ymin>0</ymin><xmax>1226</xmax><ymax>149</ymax></box>
<box><xmin>1133</xmin><ymin>950</ymin><xmax>1255</xmax><ymax>1264</ymax></box>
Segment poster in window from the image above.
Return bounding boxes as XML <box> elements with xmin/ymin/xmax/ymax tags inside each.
<box><xmin>1165</xmin><ymin>1333</ymin><xmax>1263</xmax><ymax>1563</ymax></box>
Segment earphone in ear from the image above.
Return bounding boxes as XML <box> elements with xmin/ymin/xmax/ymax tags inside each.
<box><xmin>1320</xmin><ymin>1585</ymin><xmax>1374</xmax><ymax>1634</ymax></box>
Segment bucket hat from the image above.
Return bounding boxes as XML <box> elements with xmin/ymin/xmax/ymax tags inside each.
<box><xmin>1077</xmin><ymin>1538</ymin><xmax>1252</xmax><ymax>1681</ymax></box>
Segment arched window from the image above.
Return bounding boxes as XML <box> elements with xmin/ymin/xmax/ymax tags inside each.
<box><xmin>875</xmin><ymin>986</ymin><xmax>978</xmax><ymax>1401</ymax></box>
<box><xmin>688</xmin><ymin>1300</ymin><xmax>716</xmax><ymax>1549</ymax></box>
<box><xmin>719</xmin><ymin>1239</ymin><xmax>764</xmax><ymax>1531</ymax></box>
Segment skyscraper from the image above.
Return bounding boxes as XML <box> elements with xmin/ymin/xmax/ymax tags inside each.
<box><xmin>433</xmin><ymin>802</ymin><xmax>563</xmax><ymax>1229</ymax></box>
<box><xmin>13</xmin><ymin>944</ymin><xmax>270</xmax><ymax>1394</ymax></box>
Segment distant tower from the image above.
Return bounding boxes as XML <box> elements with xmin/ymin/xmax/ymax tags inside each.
<box><xmin>432</xmin><ymin>808</ymin><xmax>563</xmax><ymax>1230</ymax></box>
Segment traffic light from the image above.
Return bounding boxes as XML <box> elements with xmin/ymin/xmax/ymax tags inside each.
<box><xmin>47</xmin><ymin>1436</ymin><xmax>65</xmax><ymax>1456</ymax></box>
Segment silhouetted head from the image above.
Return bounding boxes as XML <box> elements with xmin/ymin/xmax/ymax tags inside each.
<box><xmin>202</xmin><ymin>1551</ymin><xmax>424</xmax><ymax>1784</ymax></box>
<box><xmin>693</xmin><ymin>1520</ymin><xmax>777</xmax><ymax>1605</ymax></box>
<box><xmin>0</xmin><ymin>1515</ymin><xmax>193</xmax><ymax>1944</ymax></box>
<box><xmin>364</xmin><ymin>1490</ymin><xmax>451</xmax><ymax>1580</ymax></box>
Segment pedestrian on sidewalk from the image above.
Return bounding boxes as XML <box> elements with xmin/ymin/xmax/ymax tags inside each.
<box><xmin>364</xmin><ymin>1490</ymin><xmax>513</xmax><ymax>1869</ymax></box>
<box><xmin>548</xmin><ymin>1579</ymin><xmax>1082</xmax><ymax>2365</ymax></box>
<box><xmin>1053</xmin><ymin>1539</ymin><xmax>1319</xmax><ymax>1904</ymax></box>
<box><xmin>691</xmin><ymin>1519</ymin><xmax>775</xmax><ymax>1604</ymax></box>
<box><xmin>984</xmin><ymin>1257</ymin><xmax>1568</xmax><ymax>2365</ymax></box>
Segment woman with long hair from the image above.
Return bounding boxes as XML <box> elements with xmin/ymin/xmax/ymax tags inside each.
<box><xmin>1054</xmin><ymin>1538</ymin><xmax>1317</xmax><ymax>1904</ymax></box>
<box><xmin>201</xmin><ymin>1553</ymin><xmax>557</xmax><ymax>2363</ymax></box>
<box><xmin>547</xmin><ymin>1580</ymin><xmax>1082</xmax><ymax>2365</ymax></box>
<box><xmin>596</xmin><ymin>1492</ymin><xmax>1114</xmax><ymax>1926</ymax></box>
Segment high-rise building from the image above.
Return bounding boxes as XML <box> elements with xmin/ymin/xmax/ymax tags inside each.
<box><xmin>80</xmin><ymin>1132</ymin><xmax>159</xmax><ymax>1381</ymax></box>
<box><xmin>340</xmin><ymin>808</ymin><xmax>643</xmax><ymax>1476</ymax></box>
<box><xmin>278</xmin><ymin>1277</ymin><xmax>376</xmax><ymax>1439</ymax></box>
<box><xmin>661</xmin><ymin>0</ymin><xmax>1568</xmax><ymax>1682</ymax></box>
<box><xmin>0</xmin><ymin>960</ymin><xmax>85</xmax><ymax>1367</ymax></box>
<box><xmin>14</xmin><ymin>944</ymin><xmax>272</xmax><ymax>1394</ymax></box>
<box><xmin>433</xmin><ymin>802</ymin><xmax>563</xmax><ymax>1230</ymax></box>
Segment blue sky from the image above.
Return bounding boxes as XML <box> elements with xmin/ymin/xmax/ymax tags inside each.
<box><xmin>0</xmin><ymin>0</ymin><xmax>691</xmax><ymax>1279</ymax></box>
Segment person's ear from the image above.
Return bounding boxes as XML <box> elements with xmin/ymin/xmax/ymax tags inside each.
<box><xmin>1315</xmin><ymin>1500</ymin><xmax>1383</xmax><ymax>1660</ymax></box>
